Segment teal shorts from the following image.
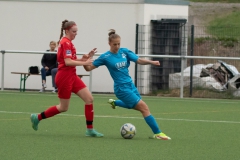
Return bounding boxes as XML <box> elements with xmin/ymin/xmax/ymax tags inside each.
<box><xmin>114</xmin><ymin>82</ymin><xmax>141</xmax><ymax>109</ymax></box>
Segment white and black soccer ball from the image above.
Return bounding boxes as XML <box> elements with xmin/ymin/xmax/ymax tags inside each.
<box><xmin>120</xmin><ymin>123</ymin><xmax>136</xmax><ymax>139</ymax></box>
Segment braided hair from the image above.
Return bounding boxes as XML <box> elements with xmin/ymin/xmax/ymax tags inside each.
<box><xmin>58</xmin><ymin>20</ymin><xmax>76</xmax><ymax>43</ymax></box>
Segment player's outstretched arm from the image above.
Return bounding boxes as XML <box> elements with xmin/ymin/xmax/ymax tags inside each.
<box><xmin>83</xmin><ymin>65</ymin><xmax>96</xmax><ymax>71</ymax></box>
<box><xmin>137</xmin><ymin>58</ymin><xmax>160</xmax><ymax>66</ymax></box>
<box><xmin>65</xmin><ymin>58</ymin><xmax>93</xmax><ymax>66</ymax></box>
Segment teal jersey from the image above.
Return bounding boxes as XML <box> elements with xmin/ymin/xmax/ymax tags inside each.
<box><xmin>93</xmin><ymin>48</ymin><xmax>139</xmax><ymax>86</ymax></box>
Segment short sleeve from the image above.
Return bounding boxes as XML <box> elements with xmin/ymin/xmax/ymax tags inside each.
<box><xmin>93</xmin><ymin>54</ymin><xmax>105</xmax><ymax>67</ymax></box>
<box><xmin>62</xmin><ymin>42</ymin><xmax>72</xmax><ymax>59</ymax></box>
<box><xmin>123</xmin><ymin>48</ymin><xmax>138</xmax><ymax>62</ymax></box>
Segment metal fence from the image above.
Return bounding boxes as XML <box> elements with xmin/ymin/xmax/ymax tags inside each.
<box><xmin>136</xmin><ymin>23</ymin><xmax>240</xmax><ymax>99</ymax></box>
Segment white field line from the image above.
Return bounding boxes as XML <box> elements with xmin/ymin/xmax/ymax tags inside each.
<box><xmin>0</xmin><ymin>110</ymin><xmax>240</xmax><ymax>124</ymax></box>
<box><xmin>0</xmin><ymin>92</ymin><xmax>239</xmax><ymax>104</ymax></box>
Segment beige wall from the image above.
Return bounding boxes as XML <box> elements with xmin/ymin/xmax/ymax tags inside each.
<box><xmin>0</xmin><ymin>1</ymin><xmax>188</xmax><ymax>92</ymax></box>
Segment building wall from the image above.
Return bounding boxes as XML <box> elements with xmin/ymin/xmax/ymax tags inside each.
<box><xmin>0</xmin><ymin>1</ymin><xmax>188</xmax><ymax>92</ymax></box>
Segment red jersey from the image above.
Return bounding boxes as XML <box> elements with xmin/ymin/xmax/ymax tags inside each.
<box><xmin>56</xmin><ymin>37</ymin><xmax>86</xmax><ymax>99</ymax></box>
<box><xmin>57</xmin><ymin>37</ymin><xmax>77</xmax><ymax>73</ymax></box>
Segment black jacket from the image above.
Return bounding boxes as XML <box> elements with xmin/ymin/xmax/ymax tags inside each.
<box><xmin>41</xmin><ymin>50</ymin><xmax>57</xmax><ymax>70</ymax></box>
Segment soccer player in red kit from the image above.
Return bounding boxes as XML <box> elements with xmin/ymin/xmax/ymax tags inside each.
<box><xmin>30</xmin><ymin>20</ymin><xmax>103</xmax><ymax>137</ymax></box>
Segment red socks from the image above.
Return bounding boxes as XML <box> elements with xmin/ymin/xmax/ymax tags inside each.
<box><xmin>85</xmin><ymin>104</ymin><xmax>94</xmax><ymax>129</ymax></box>
<box><xmin>37</xmin><ymin>104</ymin><xmax>94</xmax><ymax>130</ymax></box>
<box><xmin>38</xmin><ymin>106</ymin><xmax>60</xmax><ymax>121</ymax></box>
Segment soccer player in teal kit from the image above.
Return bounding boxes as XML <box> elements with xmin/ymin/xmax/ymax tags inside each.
<box><xmin>84</xmin><ymin>29</ymin><xmax>171</xmax><ymax>140</ymax></box>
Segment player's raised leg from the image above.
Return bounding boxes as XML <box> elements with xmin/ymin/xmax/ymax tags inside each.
<box><xmin>30</xmin><ymin>105</ymin><xmax>60</xmax><ymax>131</ymax></box>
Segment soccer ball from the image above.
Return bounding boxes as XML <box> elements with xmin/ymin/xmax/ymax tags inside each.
<box><xmin>120</xmin><ymin>123</ymin><xmax>136</xmax><ymax>139</ymax></box>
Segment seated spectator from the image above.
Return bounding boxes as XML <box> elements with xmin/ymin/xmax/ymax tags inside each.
<box><xmin>39</xmin><ymin>41</ymin><xmax>58</xmax><ymax>93</ymax></box>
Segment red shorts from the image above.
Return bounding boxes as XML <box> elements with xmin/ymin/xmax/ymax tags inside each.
<box><xmin>55</xmin><ymin>71</ymin><xmax>86</xmax><ymax>99</ymax></box>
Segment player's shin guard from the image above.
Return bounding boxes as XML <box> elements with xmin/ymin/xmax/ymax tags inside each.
<box><xmin>144</xmin><ymin>115</ymin><xmax>161</xmax><ymax>134</ymax></box>
<box><xmin>85</xmin><ymin>104</ymin><xmax>93</xmax><ymax>129</ymax></box>
<box><xmin>38</xmin><ymin>106</ymin><xmax>60</xmax><ymax>121</ymax></box>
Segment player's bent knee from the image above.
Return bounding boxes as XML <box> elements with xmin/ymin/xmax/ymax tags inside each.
<box><xmin>59</xmin><ymin>107</ymin><xmax>68</xmax><ymax>112</ymax></box>
<box><xmin>135</xmin><ymin>102</ymin><xmax>150</xmax><ymax>115</ymax></box>
<box><xmin>139</xmin><ymin>107</ymin><xmax>149</xmax><ymax>114</ymax></box>
<box><xmin>57</xmin><ymin>105</ymin><xmax>69</xmax><ymax>112</ymax></box>
<box><xmin>85</xmin><ymin>97</ymin><xmax>93</xmax><ymax>104</ymax></box>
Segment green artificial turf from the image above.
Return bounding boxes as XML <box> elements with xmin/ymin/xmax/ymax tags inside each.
<box><xmin>0</xmin><ymin>91</ymin><xmax>240</xmax><ymax>160</ymax></box>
